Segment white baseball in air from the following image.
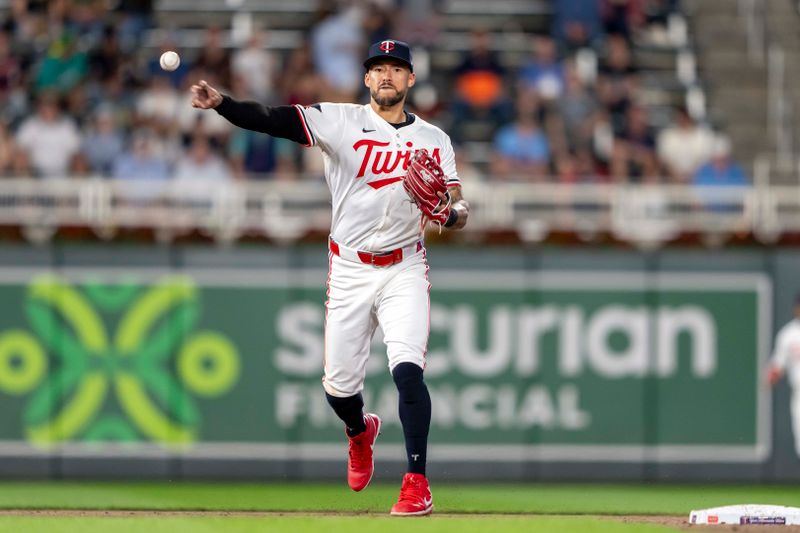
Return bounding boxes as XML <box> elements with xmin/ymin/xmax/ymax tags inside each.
<box><xmin>159</xmin><ymin>51</ymin><xmax>180</xmax><ymax>72</ymax></box>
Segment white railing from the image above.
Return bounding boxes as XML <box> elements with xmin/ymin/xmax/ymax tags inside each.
<box><xmin>768</xmin><ymin>44</ymin><xmax>795</xmax><ymax>169</ymax></box>
<box><xmin>740</xmin><ymin>0</ymin><xmax>796</xmax><ymax>172</ymax></box>
<box><xmin>1</xmin><ymin>179</ymin><xmax>799</xmax><ymax>247</ymax></box>
<box><xmin>739</xmin><ymin>0</ymin><xmax>766</xmax><ymax>64</ymax></box>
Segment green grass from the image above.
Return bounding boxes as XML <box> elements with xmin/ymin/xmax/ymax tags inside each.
<box><xmin>0</xmin><ymin>481</ymin><xmax>798</xmax><ymax>514</ymax></box>
<box><xmin>0</xmin><ymin>516</ymin><xmax>675</xmax><ymax>533</ymax></box>
<box><xmin>0</xmin><ymin>482</ymin><xmax>799</xmax><ymax>532</ymax></box>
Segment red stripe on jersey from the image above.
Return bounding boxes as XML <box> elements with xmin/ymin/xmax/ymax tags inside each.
<box><xmin>323</xmin><ymin>251</ymin><xmax>333</xmax><ymax>377</ymax></box>
<box><xmin>422</xmin><ymin>248</ymin><xmax>430</xmax><ymax>368</ymax></box>
<box><xmin>293</xmin><ymin>105</ymin><xmax>313</xmax><ymax>147</ymax></box>
<box><xmin>366</xmin><ymin>176</ymin><xmax>403</xmax><ymax>189</ymax></box>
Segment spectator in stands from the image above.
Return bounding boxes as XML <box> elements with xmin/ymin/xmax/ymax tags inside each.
<box><xmin>396</xmin><ymin>0</ymin><xmax>443</xmax><ymax>47</ymax></box>
<box><xmin>603</xmin><ymin>0</ymin><xmax>646</xmax><ymax>41</ymax></box>
<box><xmin>231</xmin><ymin>30</ymin><xmax>277</xmax><ymax>103</ymax></box>
<box><xmin>111</xmin><ymin>131</ymin><xmax>170</xmax><ymax>201</ymax></box>
<box><xmin>553</xmin><ymin>0</ymin><xmax>603</xmax><ymax>54</ymax></box>
<box><xmin>555</xmin><ymin>62</ymin><xmax>600</xmax><ymax>152</ymax></box>
<box><xmin>88</xmin><ymin>25</ymin><xmax>123</xmax><ymax>85</ymax></box>
<box><xmin>280</xmin><ymin>43</ymin><xmax>325</xmax><ymax>105</ymax></box>
<box><xmin>115</xmin><ymin>0</ymin><xmax>154</xmax><ymax>53</ymax></box>
<box><xmin>491</xmin><ymin>92</ymin><xmax>550</xmax><ymax>181</ymax></box>
<box><xmin>555</xmin><ymin>148</ymin><xmax>604</xmax><ymax>183</ymax></box>
<box><xmin>656</xmin><ymin>105</ymin><xmax>715</xmax><ymax>183</ymax></box>
<box><xmin>644</xmin><ymin>0</ymin><xmax>681</xmax><ymax>26</ymax></box>
<box><xmin>193</xmin><ymin>26</ymin><xmax>232</xmax><ymax>89</ymax></box>
<box><xmin>45</xmin><ymin>0</ymin><xmax>72</xmax><ymax>34</ymax></box>
<box><xmin>91</xmin><ymin>64</ymin><xmax>137</xmax><ymax>132</ymax></box>
<box><xmin>519</xmin><ymin>35</ymin><xmax>566</xmax><ymax>103</ymax></box>
<box><xmin>451</xmin><ymin>29</ymin><xmax>512</xmax><ymax>144</ymax></box>
<box><xmin>225</xmin><ymin>73</ymin><xmax>289</xmax><ymax>179</ymax></box>
<box><xmin>229</xmin><ymin>127</ymin><xmax>284</xmax><ymax>179</ymax></box>
<box><xmin>173</xmin><ymin>136</ymin><xmax>236</xmax><ymax>204</ymax></box>
<box><xmin>15</xmin><ymin>93</ymin><xmax>82</xmax><ymax>178</ymax></box>
<box><xmin>692</xmin><ymin>136</ymin><xmax>748</xmax><ymax>187</ymax></box>
<box><xmin>2</xmin><ymin>0</ymin><xmax>40</xmax><ymax>48</ymax></box>
<box><xmin>82</xmin><ymin>106</ymin><xmax>124</xmax><ymax>177</ymax></box>
<box><xmin>363</xmin><ymin>1</ymin><xmax>393</xmax><ymax>45</ymax></box>
<box><xmin>596</xmin><ymin>34</ymin><xmax>639</xmax><ymax>135</ymax></box>
<box><xmin>0</xmin><ymin>120</ymin><xmax>20</xmax><ymax>176</ymax></box>
<box><xmin>609</xmin><ymin>104</ymin><xmax>658</xmax><ymax>182</ymax></box>
<box><xmin>136</xmin><ymin>74</ymin><xmax>181</xmax><ymax>134</ymax></box>
<box><xmin>35</xmin><ymin>29</ymin><xmax>89</xmax><ymax>95</ymax></box>
<box><xmin>66</xmin><ymin>82</ymin><xmax>91</xmax><ymax>128</ymax></box>
<box><xmin>410</xmin><ymin>83</ymin><xmax>446</xmax><ymax>122</ymax></box>
<box><xmin>311</xmin><ymin>1</ymin><xmax>365</xmax><ymax>102</ymax></box>
<box><xmin>66</xmin><ymin>0</ymin><xmax>107</xmax><ymax>48</ymax></box>
<box><xmin>9</xmin><ymin>145</ymin><xmax>30</xmax><ymax>176</ymax></box>
<box><xmin>0</xmin><ymin>27</ymin><xmax>28</xmax><ymax>128</ymax></box>
<box><xmin>691</xmin><ymin>135</ymin><xmax>749</xmax><ymax>212</ymax></box>
<box><xmin>0</xmin><ymin>31</ymin><xmax>20</xmax><ymax>107</ymax></box>
<box><xmin>174</xmin><ymin>135</ymin><xmax>233</xmax><ymax>184</ymax></box>
<box><xmin>69</xmin><ymin>151</ymin><xmax>93</xmax><ymax>178</ymax></box>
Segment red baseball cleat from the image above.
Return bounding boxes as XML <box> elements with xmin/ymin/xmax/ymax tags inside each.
<box><xmin>390</xmin><ymin>472</ymin><xmax>433</xmax><ymax>516</ymax></box>
<box><xmin>347</xmin><ymin>413</ymin><xmax>381</xmax><ymax>492</ymax></box>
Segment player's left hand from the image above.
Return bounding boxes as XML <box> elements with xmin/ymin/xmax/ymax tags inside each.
<box><xmin>403</xmin><ymin>149</ymin><xmax>450</xmax><ymax>226</ymax></box>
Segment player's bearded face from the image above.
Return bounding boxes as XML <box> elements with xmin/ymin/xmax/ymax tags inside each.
<box><xmin>371</xmin><ymin>85</ymin><xmax>407</xmax><ymax>107</ymax></box>
<box><xmin>366</xmin><ymin>62</ymin><xmax>414</xmax><ymax>107</ymax></box>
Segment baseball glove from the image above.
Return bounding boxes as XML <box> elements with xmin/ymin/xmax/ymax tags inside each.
<box><xmin>403</xmin><ymin>149</ymin><xmax>451</xmax><ymax>226</ymax></box>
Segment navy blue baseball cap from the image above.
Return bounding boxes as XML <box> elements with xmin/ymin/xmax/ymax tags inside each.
<box><xmin>364</xmin><ymin>39</ymin><xmax>413</xmax><ymax>72</ymax></box>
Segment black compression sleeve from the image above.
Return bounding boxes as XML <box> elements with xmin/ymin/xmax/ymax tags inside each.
<box><xmin>214</xmin><ymin>95</ymin><xmax>311</xmax><ymax>146</ymax></box>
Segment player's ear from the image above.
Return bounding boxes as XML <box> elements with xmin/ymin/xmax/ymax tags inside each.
<box><xmin>364</xmin><ymin>71</ymin><xmax>370</xmax><ymax>87</ymax></box>
<box><xmin>408</xmin><ymin>72</ymin><xmax>416</xmax><ymax>88</ymax></box>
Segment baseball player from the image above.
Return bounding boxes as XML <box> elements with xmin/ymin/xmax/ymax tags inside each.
<box><xmin>190</xmin><ymin>39</ymin><xmax>469</xmax><ymax>516</ymax></box>
<box><xmin>767</xmin><ymin>294</ymin><xmax>800</xmax><ymax>457</ymax></box>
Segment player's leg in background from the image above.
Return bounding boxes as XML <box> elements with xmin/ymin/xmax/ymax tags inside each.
<box><xmin>377</xmin><ymin>252</ymin><xmax>435</xmax><ymax>514</ymax></box>
<box><xmin>790</xmin><ymin>389</ymin><xmax>800</xmax><ymax>457</ymax></box>
<box><xmin>391</xmin><ymin>362</ymin><xmax>431</xmax><ymax>475</ymax></box>
<box><xmin>376</xmin><ymin>252</ymin><xmax>432</xmax><ymax>475</ymax></box>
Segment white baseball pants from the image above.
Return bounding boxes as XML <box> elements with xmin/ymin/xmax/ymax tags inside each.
<box><xmin>322</xmin><ymin>246</ymin><xmax>430</xmax><ymax>398</ymax></box>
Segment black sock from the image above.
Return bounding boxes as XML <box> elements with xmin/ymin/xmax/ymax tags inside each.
<box><xmin>392</xmin><ymin>362</ymin><xmax>431</xmax><ymax>475</ymax></box>
<box><xmin>325</xmin><ymin>392</ymin><xmax>366</xmax><ymax>437</ymax></box>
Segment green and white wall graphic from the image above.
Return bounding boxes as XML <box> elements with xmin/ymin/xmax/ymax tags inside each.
<box><xmin>0</xmin><ymin>268</ymin><xmax>770</xmax><ymax>463</ymax></box>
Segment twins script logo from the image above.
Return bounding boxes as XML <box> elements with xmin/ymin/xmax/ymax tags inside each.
<box><xmin>353</xmin><ymin>139</ymin><xmax>441</xmax><ymax>189</ymax></box>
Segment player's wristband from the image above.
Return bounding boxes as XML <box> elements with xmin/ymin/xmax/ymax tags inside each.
<box><xmin>444</xmin><ymin>208</ymin><xmax>458</xmax><ymax>227</ymax></box>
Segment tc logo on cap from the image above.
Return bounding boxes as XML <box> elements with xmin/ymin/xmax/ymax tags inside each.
<box><xmin>365</xmin><ymin>39</ymin><xmax>413</xmax><ymax>72</ymax></box>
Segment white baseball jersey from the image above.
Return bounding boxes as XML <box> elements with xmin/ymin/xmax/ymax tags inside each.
<box><xmin>772</xmin><ymin>318</ymin><xmax>800</xmax><ymax>388</ymax></box>
<box><xmin>295</xmin><ymin>103</ymin><xmax>460</xmax><ymax>251</ymax></box>
<box><xmin>771</xmin><ymin>317</ymin><xmax>800</xmax><ymax>456</ymax></box>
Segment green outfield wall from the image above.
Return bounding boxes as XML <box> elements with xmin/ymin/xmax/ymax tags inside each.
<box><xmin>0</xmin><ymin>244</ymin><xmax>798</xmax><ymax>482</ymax></box>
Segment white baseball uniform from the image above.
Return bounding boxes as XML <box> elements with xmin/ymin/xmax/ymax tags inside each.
<box><xmin>770</xmin><ymin>317</ymin><xmax>800</xmax><ymax>455</ymax></box>
<box><xmin>295</xmin><ymin>103</ymin><xmax>460</xmax><ymax>397</ymax></box>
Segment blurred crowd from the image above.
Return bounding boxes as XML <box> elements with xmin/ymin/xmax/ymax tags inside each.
<box><xmin>0</xmin><ymin>0</ymin><xmax>750</xmax><ymax>190</ymax></box>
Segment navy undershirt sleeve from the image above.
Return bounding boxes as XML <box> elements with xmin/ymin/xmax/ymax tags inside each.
<box><xmin>214</xmin><ymin>95</ymin><xmax>310</xmax><ymax>145</ymax></box>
